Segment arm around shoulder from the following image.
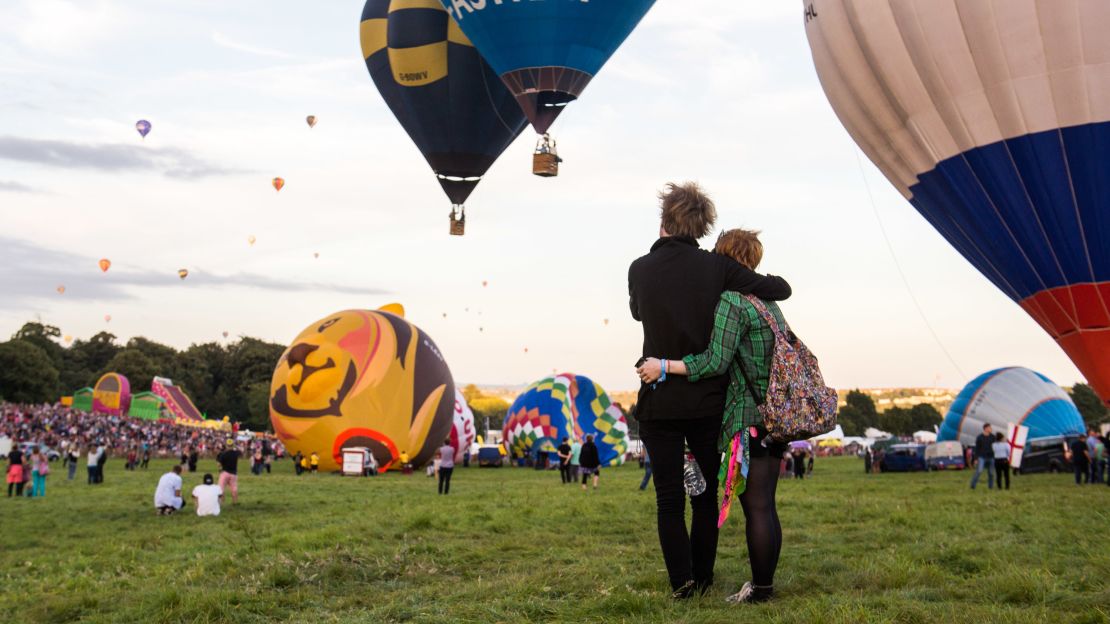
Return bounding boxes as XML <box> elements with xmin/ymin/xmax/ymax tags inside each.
<box><xmin>722</xmin><ymin>259</ymin><xmax>791</xmax><ymax>301</ymax></box>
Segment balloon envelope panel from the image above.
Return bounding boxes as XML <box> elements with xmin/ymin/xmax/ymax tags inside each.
<box><xmin>938</xmin><ymin>368</ymin><xmax>1085</xmax><ymax>447</ymax></box>
<box><xmin>269</xmin><ymin>310</ymin><xmax>455</xmax><ymax>472</ymax></box>
<box><xmin>804</xmin><ymin>0</ymin><xmax>1110</xmax><ymax>404</ymax></box>
<box><xmin>440</xmin><ymin>0</ymin><xmax>656</xmax><ymax>133</ymax></box>
<box><xmin>503</xmin><ymin>373</ymin><xmax>629</xmax><ymax>466</ymax></box>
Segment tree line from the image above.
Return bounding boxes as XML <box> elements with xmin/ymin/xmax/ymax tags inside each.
<box><xmin>0</xmin><ymin>322</ymin><xmax>285</xmax><ymax>432</ymax></box>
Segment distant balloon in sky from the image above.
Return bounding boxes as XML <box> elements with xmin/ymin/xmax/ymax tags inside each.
<box><xmin>272</xmin><ymin>177</ymin><xmax>285</xmax><ymax>192</ymax></box>
<box><xmin>222</xmin><ymin>331</ymin><xmax>229</xmax><ymax>339</ymax></box>
<box><xmin>135</xmin><ymin>120</ymin><xmax>151</xmax><ymax>139</ymax></box>
<box><xmin>178</xmin><ymin>269</ymin><xmax>189</xmax><ymax>280</ymax></box>
<box><xmin>248</xmin><ymin>235</ymin><xmax>256</xmax><ymax>246</ymax></box>
<box><xmin>98</xmin><ymin>259</ymin><xmax>111</xmax><ymax>273</ymax></box>
<box><xmin>306</xmin><ymin>115</ymin><xmax>317</xmax><ymax>128</ymax></box>
<box><xmin>482</xmin><ymin>280</ymin><xmax>488</xmax><ymax>288</ymax></box>
<box><xmin>804</xmin><ymin>0</ymin><xmax>1110</xmax><ymax>405</ymax></box>
<box><xmin>104</xmin><ymin>315</ymin><xmax>112</xmax><ymax>323</ymax></box>
<box><xmin>313</xmin><ymin>252</ymin><xmax>319</xmax><ymax>259</ymax></box>
<box><xmin>63</xmin><ymin>335</ymin><xmax>73</xmax><ymax>344</ymax></box>
<box><xmin>56</xmin><ymin>285</ymin><xmax>65</xmax><ymax>295</ymax></box>
<box><xmin>603</xmin><ymin>318</ymin><xmax>609</xmax><ymax>326</ymax></box>
<box><xmin>439</xmin><ymin>0</ymin><xmax>656</xmax><ymax>135</ymax></box>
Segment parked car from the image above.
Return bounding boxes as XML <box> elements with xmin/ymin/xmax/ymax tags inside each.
<box><xmin>925</xmin><ymin>441</ymin><xmax>966</xmax><ymax>470</ymax></box>
<box><xmin>880</xmin><ymin>444</ymin><xmax>927</xmax><ymax>472</ymax></box>
<box><xmin>476</xmin><ymin>446</ymin><xmax>504</xmax><ymax>467</ymax></box>
<box><xmin>1016</xmin><ymin>435</ymin><xmax>1075</xmax><ymax>475</ymax></box>
<box><xmin>18</xmin><ymin>442</ymin><xmax>61</xmax><ymax>461</ymax></box>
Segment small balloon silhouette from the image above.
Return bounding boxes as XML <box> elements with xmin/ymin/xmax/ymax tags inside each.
<box><xmin>56</xmin><ymin>285</ymin><xmax>65</xmax><ymax>294</ymax></box>
<box><xmin>98</xmin><ymin>259</ymin><xmax>111</xmax><ymax>273</ymax></box>
<box><xmin>306</xmin><ymin>115</ymin><xmax>317</xmax><ymax>128</ymax></box>
<box><xmin>272</xmin><ymin>177</ymin><xmax>285</xmax><ymax>192</ymax></box>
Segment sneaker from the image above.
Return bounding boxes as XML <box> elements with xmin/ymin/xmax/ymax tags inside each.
<box><xmin>726</xmin><ymin>582</ymin><xmax>774</xmax><ymax>604</ymax></box>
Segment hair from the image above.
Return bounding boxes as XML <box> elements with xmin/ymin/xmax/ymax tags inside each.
<box><xmin>203</xmin><ymin>473</ymin><xmax>214</xmax><ymax>485</ymax></box>
<box><xmin>586</xmin><ymin>434</ymin><xmax>594</xmax><ymax>442</ymax></box>
<box><xmin>445</xmin><ymin>438</ymin><xmax>452</xmax><ymax>445</ymax></box>
<box><xmin>172</xmin><ymin>465</ymin><xmax>182</xmax><ymax>474</ymax></box>
<box><xmin>995</xmin><ymin>432</ymin><xmax>1004</xmax><ymax>442</ymax></box>
<box><xmin>659</xmin><ymin>182</ymin><xmax>716</xmax><ymax>239</ymax></box>
<box><xmin>983</xmin><ymin>423</ymin><xmax>992</xmax><ymax>430</ymax></box>
<box><xmin>714</xmin><ymin>229</ymin><xmax>764</xmax><ymax>270</ymax></box>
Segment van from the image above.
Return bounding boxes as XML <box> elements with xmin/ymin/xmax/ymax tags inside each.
<box><xmin>1016</xmin><ymin>435</ymin><xmax>1075</xmax><ymax>475</ymax></box>
<box><xmin>879</xmin><ymin>444</ymin><xmax>927</xmax><ymax>472</ymax></box>
<box><xmin>925</xmin><ymin>441</ymin><xmax>965</xmax><ymax>470</ymax></box>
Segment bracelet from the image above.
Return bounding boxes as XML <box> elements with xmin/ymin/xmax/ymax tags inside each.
<box><xmin>661</xmin><ymin>359</ymin><xmax>668</xmax><ymax>383</ymax></box>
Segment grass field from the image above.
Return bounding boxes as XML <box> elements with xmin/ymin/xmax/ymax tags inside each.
<box><xmin>1</xmin><ymin>456</ymin><xmax>1108</xmax><ymax>624</ymax></box>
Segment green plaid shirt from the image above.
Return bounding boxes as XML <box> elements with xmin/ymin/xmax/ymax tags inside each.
<box><xmin>682</xmin><ymin>292</ymin><xmax>785</xmax><ymax>451</ymax></box>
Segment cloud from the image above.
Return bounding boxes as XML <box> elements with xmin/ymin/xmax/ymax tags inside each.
<box><xmin>211</xmin><ymin>32</ymin><xmax>297</xmax><ymax>60</ymax></box>
<box><xmin>0</xmin><ymin>136</ymin><xmax>245</xmax><ymax>179</ymax></box>
<box><xmin>0</xmin><ymin>237</ymin><xmax>387</xmax><ymax>309</ymax></box>
<box><xmin>0</xmin><ymin>180</ymin><xmax>36</xmax><ymax>193</ymax></box>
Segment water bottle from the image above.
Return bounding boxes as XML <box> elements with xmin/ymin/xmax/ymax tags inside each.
<box><xmin>683</xmin><ymin>452</ymin><xmax>706</xmax><ymax>497</ymax></box>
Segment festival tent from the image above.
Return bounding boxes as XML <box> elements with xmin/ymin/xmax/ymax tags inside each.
<box><xmin>865</xmin><ymin>427</ymin><xmax>893</xmax><ymax>440</ymax></box>
<box><xmin>812</xmin><ymin>424</ymin><xmax>845</xmax><ymax>441</ymax></box>
<box><xmin>913</xmin><ymin>431</ymin><xmax>938</xmax><ymax>444</ymax></box>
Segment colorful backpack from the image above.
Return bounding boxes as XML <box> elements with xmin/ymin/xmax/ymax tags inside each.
<box><xmin>742</xmin><ymin>295</ymin><xmax>838</xmax><ymax>443</ymax></box>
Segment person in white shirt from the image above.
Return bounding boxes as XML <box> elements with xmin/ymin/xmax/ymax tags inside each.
<box><xmin>154</xmin><ymin>465</ymin><xmax>185</xmax><ymax>515</ymax></box>
<box><xmin>992</xmin><ymin>433</ymin><xmax>1012</xmax><ymax>491</ymax></box>
<box><xmin>191</xmin><ymin>473</ymin><xmax>223</xmax><ymax>517</ymax></box>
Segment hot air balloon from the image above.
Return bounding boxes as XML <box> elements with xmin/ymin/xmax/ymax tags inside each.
<box><xmin>178</xmin><ymin>269</ymin><xmax>189</xmax><ymax>280</ymax></box>
<box><xmin>56</xmin><ymin>285</ymin><xmax>65</xmax><ymax>295</ymax></box>
<box><xmin>482</xmin><ymin>280</ymin><xmax>488</xmax><ymax>288</ymax></box>
<box><xmin>361</xmin><ymin>0</ymin><xmax>528</xmax><ymax>235</ymax></box>
<box><xmin>306</xmin><ymin>115</ymin><xmax>317</xmax><ymax>128</ymax></box>
<box><xmin>104</xmin><ymin>315</ymin><xmax>112</xmax><ymax>323</ymax></box>
<box><xmin>135</xmin><ymin>120</ymin><xmax>151</xmax><ymax>139</ymax></box>
<box><xmin>222</xmin><ymin>331</ymin><xmax>229</xmax><ymax>339</ymax></box>
<box><xmin>272</xmin><ymin>177</ymin><xmax>285</xmax><ymax>192</ymax></box>
<box><xmin>504</xmin><ymin>373</ymin><xmax>629</xmax><ymax>466</ymax></box>
<box><xmin>63</xmin><ymin>335</ymin><xmax>73</xmax><ymax>344</ymax></box>
<box><xmin>98</xmin><ymin>259</ymin><xmax>111</xmax><ymax>273</ymax></box>
<box><xmin>603</xmin><ymin>318</ymin><xmax>609</xmax><ymax>326</ymax></box>
<box><xmin>313</xmin><ymin>252</ymin><xmax>319</xmax><ymax>259</ymax></box>
<box><xmin>804</xmin><ymin>0</ymin><xmax>1110</xmax><ymax>405</ymax></box>
<box><xmin>439</xmin><ymin>0</ymin><xmax>656</xmax><ymax>137</ymax></box>
<box><xmin>938</xmin><ymin>368</ymin><xmax>1085</xmax><ymax>447</ymax></box>
<box><xmin>248</xmin><ymin>235</ymin><xmax>257</xmax><ymax>246</ymax></box>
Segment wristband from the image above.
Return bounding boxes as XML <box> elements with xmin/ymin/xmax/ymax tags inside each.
<box><xmin>661</xmin><ymin>359</ymin><xmax>668</xmax><ymax>383</ymax></box>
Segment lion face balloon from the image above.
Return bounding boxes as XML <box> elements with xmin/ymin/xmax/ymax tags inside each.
<box><xmin>269</xmin><ymin>309</ymin><xmax>455</xmax><ymax>472</ymax></box>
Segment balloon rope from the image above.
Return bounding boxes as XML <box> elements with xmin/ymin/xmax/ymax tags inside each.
<box><xmin>853</xmin><ymin>148</ymin><xmax>967</xmax><ymax>381</ymax></box>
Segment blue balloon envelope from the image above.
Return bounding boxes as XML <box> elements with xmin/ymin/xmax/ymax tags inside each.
<box><xmin>937</xmin><ymin>367</ymin><xmax>1085</xmax><ymax>447</ymax></box>
<box><xmin>440</xmin><ymin>0</ymin><xmax>656</xmax><ymax>133</ymax></box>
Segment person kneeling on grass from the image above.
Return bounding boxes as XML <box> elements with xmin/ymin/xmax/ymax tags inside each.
<box><xmin>154</xmin><ymin>465</ymin><xmax>186</xmax><ymax>515</ymax></box>
<box><xmin>192</xmin><ymin>473</ymin><xmax>223</xmax><ymax>517</ymax></box>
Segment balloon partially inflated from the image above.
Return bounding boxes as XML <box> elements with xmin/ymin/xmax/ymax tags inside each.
<box><xmin>503</xmin><ymin>372</ymin><xmax>629</xmax><ymax>466</ymax></box>
<box><xmin>269</xmin><ymin>308</ymin><xmax>455</xmax><ymax>472</ymax></box>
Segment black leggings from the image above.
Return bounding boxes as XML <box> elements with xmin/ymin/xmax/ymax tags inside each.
<box><xmin>638</xmin><ymin>414</ymin><xmax>722</xmax><ymax>590</ymax></box>
<box><xmin>438</xmin><ymin>467</ymin><xmax>453</xmax><ymax>495</ymax></box>
<box><xmin>739</xmin><ymin>453</ymin><xmax>782</xmax><ymax>587</ymax></box>
<box><xmin>994</xmin><ymin>460</ymin><xmax>1010</xmax><ymax>490</ymax></box>
<box><xmin>8</xmin><ymin>481</ymin><xmax>24</xmax><ymax>497</ymax></box>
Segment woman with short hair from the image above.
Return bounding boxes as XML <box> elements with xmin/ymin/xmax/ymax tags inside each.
<box><xmin>639</xmin><ymin>228</ymin><xmax>790</xmax><ymax>604</ymax></box>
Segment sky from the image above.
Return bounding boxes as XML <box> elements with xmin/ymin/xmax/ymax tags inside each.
<box><xmin>0</xmin><ymin>0</ymin><xmax>1086</xmax><ymax>394</ymax></box>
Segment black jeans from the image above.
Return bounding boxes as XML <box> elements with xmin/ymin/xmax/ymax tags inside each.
<box><xmin>1075</xmin><ymin>462</ymin><xmax>1089</xmax><ymax>484</ymax></box>
<box><xmin>559</xmin><ymin>463</ymin><xmax>572</xmax><ymax>484</ymax></box>
<box><xmin>994</xmin><ymin>460</ymin><xmax>1010</xmax><ymax>490</ymax></box>
<box><xmin>638</xmin><ymin>414</ymin><xmax>722</xmax><ymax>591</ymax></box>
<box><xmin>438</xmin><ymin>467</ymin><xmax>453</xmax><ymax>495</ymax></box>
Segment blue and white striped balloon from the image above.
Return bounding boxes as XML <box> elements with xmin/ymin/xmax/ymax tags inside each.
<box><xmin>938</xmin><ymin>367</ymin><xmax>1085</xmax><ymax>446</ymax></box>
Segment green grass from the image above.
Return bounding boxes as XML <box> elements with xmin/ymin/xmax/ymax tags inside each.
<box><xmin>1</xmin><ymin>457</ymin><xmax>1108</xmax><ymax>623</ymax></box>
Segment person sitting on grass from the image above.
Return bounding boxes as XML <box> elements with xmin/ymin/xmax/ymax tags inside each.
<box><xmin>154</xmin><ymin>465</ymin><xmax>185</xmax><ymax>515</ymax></box>
<box><xmin>578</xmin><ymin>435</ymin><xmax>601</xmax><ymax>491</ymax></box>
<box><xmin>192</xmin><ymin>473</ymin><xmax>223</xmax><ymax>517</ymax></box>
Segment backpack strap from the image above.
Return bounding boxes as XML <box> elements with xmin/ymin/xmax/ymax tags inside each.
<box><xmin>743</xmin><ymin>295</ymin><xmax>789</xmax><ymax>343</ymax></box>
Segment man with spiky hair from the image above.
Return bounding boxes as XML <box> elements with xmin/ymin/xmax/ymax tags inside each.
<box><xmin>628</xmin><ymin>182</ymin><xmax>792</xmax><ymax>600</ymax></box>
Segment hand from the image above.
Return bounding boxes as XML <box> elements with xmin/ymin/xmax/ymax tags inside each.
<box><xmin>637</xmin><ymin>358</ymin><xmax>663</xmax><ymax>384</ymax></box>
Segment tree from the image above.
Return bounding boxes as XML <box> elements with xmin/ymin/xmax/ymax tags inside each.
<box><xmin>126</xmin><ymin>337</ymin><xmax>179</xmax><ymax>379</ymax></box>
<box><xmin>909</xmin><ymin>404</ymin><xmax>943</xmax><ymax>433</ymax></box>
<box><xmin>0</xmin><ymin>340</ymin><xmax>60</xmax><ymax>403</ymax></box>
<box><xmin>71</xmin><ymin>333</ymin><xmax>120</xmax><ymax>377</ymax></box>
<box><xmin>470</xmin><ymin>396</ymin><xmax>510</xmax><ymax>438</ymax></box>
<box><xmin>1070</xmin><ymin>383</ymin><xmax>1109</xmax><ymax>425</ymax></box>
<box><xmin>837</xmin><ymin>389</ymin><xmax>878</xmax><ymax>436</ymax></box>
<box><xmin>881</xmin><ymin>406</ymin><xmax>912</xmax><ymax>436</ymax></box>
<box><xmin>242</xmin><ymin>381</ymin><xmax>273</xmax><ymax>431</ymax></box>
<box><xmin>102</xmin><ymin>349</ymin><xmax>158</xmax><ymax>392</ymax></box>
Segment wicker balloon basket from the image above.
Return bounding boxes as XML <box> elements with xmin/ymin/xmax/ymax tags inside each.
<box><xmin>533</xmin><ymin>134</ymin><xmax>561</xmax><ymax>177</ymax></box>
<box><xmin>449</xmin><ymin>207</ymin><xmax>466</xmax><ymax>236</ymax></box>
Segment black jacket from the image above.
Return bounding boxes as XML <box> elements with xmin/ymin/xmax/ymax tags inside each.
<box><xmin>974</xmin><ymin>433</ymin><xmax>995</xmax><ymax>459</ymax></box>
<box><xmin>629</xmin><ymin>236</ymin><xmax>792</xmax><ymax>421</ymax></box>
<box><xmin>579</xmin><ymin>442</ymin><xmax>601</xmax><ymax>469</ymax></box>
